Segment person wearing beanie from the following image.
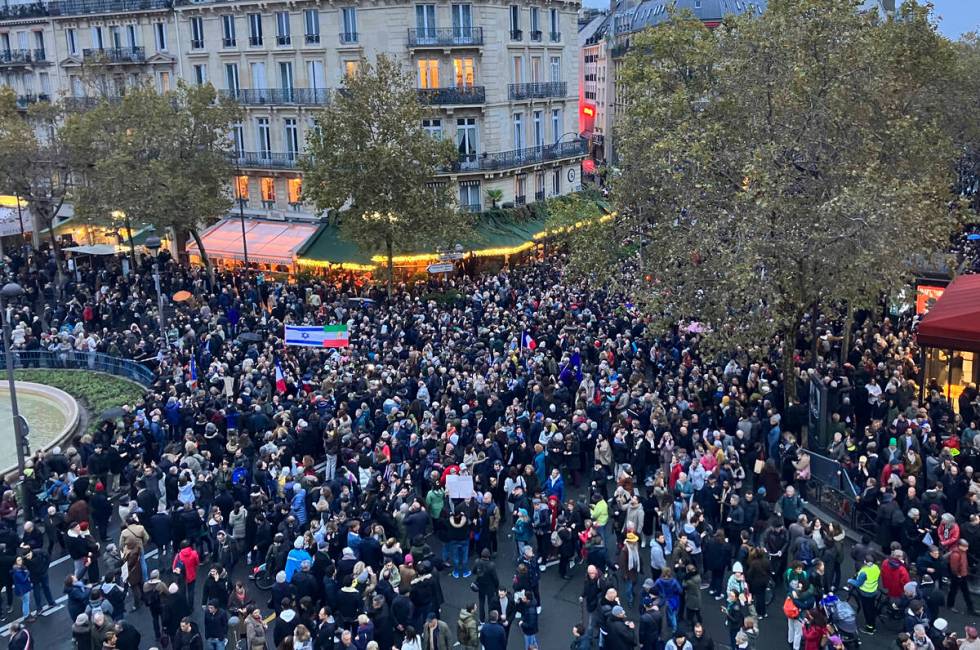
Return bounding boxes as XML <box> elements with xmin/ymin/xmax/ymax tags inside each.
<box><xmin>143</xmin><ymin>570</ymin><xmax>168</xmax><ymax>640</ymax></box>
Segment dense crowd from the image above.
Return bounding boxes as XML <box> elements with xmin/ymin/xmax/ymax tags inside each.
<box><xmin>0</xmin><ymin>245</ymin><xmax>978</xmax><ymax>650</ymax></box>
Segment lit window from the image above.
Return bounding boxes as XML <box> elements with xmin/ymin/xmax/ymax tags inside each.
<box><xmin>288</xmin><ymin>178</ymin><xmax>302</xmax><ymax>204</ymax></box>
<box><xmin>418</xmin><ymin>59</ymin><xmax>439</xmax><ymax>88</ymax></box>
<box><xmin>344</xmin><ymin>60</ymin><xmax>359</xmax><ymax>78</ymax></box>
<box><xmin>235</xmin><ymin>176</ymin><xmax>249</xmax><ymax>200</ymax></box>
<box><xmin>261</xmin><ymin>177</ymin><xmax>276</xmax><ymax>202</ymax></box>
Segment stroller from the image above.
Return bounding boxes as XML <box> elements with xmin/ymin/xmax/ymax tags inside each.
<box><xmin>821</xmin><ymin>593</ymin><xmax>861</xmax><ymax>650</ymax></box>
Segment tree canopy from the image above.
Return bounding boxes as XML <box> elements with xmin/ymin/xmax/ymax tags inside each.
<box><xmin>302</xmin><ymin>54</ymin><xmax>467</xmax><ymax>293</ymax></box>
<box><xmin>578</xmin><ymin>0</ymin><xmax>966</xmax><ymax>404</ymax></box>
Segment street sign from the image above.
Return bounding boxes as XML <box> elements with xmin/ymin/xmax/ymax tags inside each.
<box><xmin>438</xmin><ymin>252</ymin><xmax>464</xmax><ymax>261</ymax></box>
<box><xmin>427</xmin><ymin>262</ymin><xmax>455</xmax><ymax>274</ymax></box>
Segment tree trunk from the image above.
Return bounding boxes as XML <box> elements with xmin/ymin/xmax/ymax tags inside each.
<box><xmin>45</xmin><ymin>217</ymin><xmax>65</xmax><ymax>301</ymax></box>
<box><xmin>124</xmin><ymin>214</ymin><xmax>138</xmax><ymax>273</ymax></box>
<box><xmin>189</xmin><ymin>228</ymin><xmax>215</xmax><ymax>286</ymax></box>
<box><xmin>782</xmin><ymin>333</ymin><xmax>798</xmax><ymax>412</ymax></box>
<box><xmin>841</xmin><ymin>301</ymin><xmax>853</xmax><ymax>366</ymax></box>
<box><xmin>385</xmin><ymin>236</ymin><xmax>394</xmax><ymax>298</ymax></box>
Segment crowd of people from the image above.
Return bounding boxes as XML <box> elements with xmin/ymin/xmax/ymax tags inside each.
<box><xmin>0</xmin><ymin>245</ymin><xmax>978</xmax><ymax>650</ymax></box>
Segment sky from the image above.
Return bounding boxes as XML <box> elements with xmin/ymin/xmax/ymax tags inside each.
<box><xmin>579</xmin><ymin>0</ymin><xmax>980</xmax><ymax>40</ymax></box>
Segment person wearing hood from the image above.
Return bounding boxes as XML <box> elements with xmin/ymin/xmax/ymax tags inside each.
<box><xmin>164</xmin><ymin>582</ymin><xmax>191</xmax><ymax>639</ymax></box>
<box><xmin>273</xmin><ymin>599</ymin><xmax>299</xmax><ymax>648</ymax></box>
<box><xmin>456</xmin><ymin>602</ymin><xmax>479</xmax><ymax>650</ymax></box>
<box><xmin>285</xmin><ymin>537</ymin><xmax>313</xmax><ymax>582</ymax></box>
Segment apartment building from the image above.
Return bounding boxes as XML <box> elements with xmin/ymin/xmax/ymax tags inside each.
<box><xmin>0</xmin><ymin>0</ymin><xmax>585</xmax><ymax>221</ymax></box>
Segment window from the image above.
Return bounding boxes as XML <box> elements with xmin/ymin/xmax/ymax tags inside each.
<box><xmin>284</xmin><ymin>118</ymin><xmax>299</xmax><ymax>158</ymax></box>
<box><xmin>343</xmin><ymin>60</ymin><xmax>359</xmax><ymax>78</ymax></box>
<box><xmin>276</xmin><ymin>12</ymin><xmax>291</xmax><ymax>45</ymax></box>
<box><xmin>532</xmin><ymin>110</ymin><xmax>543</xmax><ymax>147</ymax></box>
<box><xmin>551</xmin><ymin>108</ymin><xmax>561</xmax><ymax>143</ymax></box>
<box><xmin>248</xmin><ymin>13</ymin><xmax>263</xmax><ymax>46</ymax></box>
<box><xmin>222</xmin><ymin>15</ymin><xmax>237</xmax><ymax>47</ymax></box>
<box><xmin>530</xmin><ymin>56</ymin><xmax>541</xmax><ymax>83</ymax></box>
<box><xmin>551</xmin><ymin>168</ymin><xmax>560</xmax><ymax>195</ymax></box>
<box><xmin>110</xmin><ymin>26</ymin><xmax>122</xmax><ymax>49</ymax></box>
<box><xmin>70</xmin><ymin>75</ymin><xmax>82</xmax><ymax>97</ymax></box>
<box><xmin>34</xmin><ymin>31</ymin><xmax>45</xmax><ymax>57</ymax></box>
<box><xmin>416</xmin><ymin>4</ymin><xmax>436</xmax><ymax>39</ymax></box>
<box><xmin>280</xmin><ymin>62</ymin><xmax>294</xmax><ymax>93</ymax></box>
<box><xmin>535</xmin><ymin>171</ymin><xmax>545</xmax><ymax>200</ymax></box>
<box><xmin>549</xmin><ymin>8</ymin><xmax>560</xmax><ymax>40</ymax></box>
<box><xmin>287</xmin><ymin>178</ymin><xmax>302</xmax><ymax>207</ymax></box>
<box><xmin>91</xmin><ymin>26</ymin><xmax>104</xmax><ymax>50</ymax></box>
<box><xmin>512</xmin><ymin>56</ymin><xmax>523</xmax><ymax>84</ymax></box>
<box><xmin>452</xmin><ymin>4</ymin><xmax>472</xmax><ymax>38</ymax></box>
<box><xmin>256</xmin><ymin>118</ymin><xmax>271</xmax><ymax>156</ymax></box>
<box><xmin>513</xmin><ymin>112</ymin><xmax>524</xmax><ymax>149</ymax></box>
<box><xmin>307</xmin><ymin>60</ymin><xmax>326</xmax><ymax>91</ymax></box>
<box><xmin>509</xmin><ymin>5</ymin><xmax>521</xmax><ymax>39</ymax></box>
<box><xmin>550</xmin><ymin>56</ymin><xmax>560</xmax><ymax>83</ymax></box>
<box><xmin>66</xmin><ymin>28</ymin><xmax>77</xmax><ymax>56</ymax></box>
<box><xmin>225</xmin><ymin>63</ymin><xmax>240</xmax><ymax>94</ymax></box>
<box><xmin>515</xmin><ymin>174</ymin><xmax>527</xmax><ymax>202</ymax></box>
<box><xmin>456</xmin><ymin>117</ymin><xmax>477</xmax><ymax>164</ymax></box>
<box><xmin>157</xmin><ymin>70</ymin><xmax>171</xmax><ymax>93</ymax></box>
<box><xmin>261</xmin><ymin>177</ymin><xmax>276</xmax><ymax>207</ymax></box>
<box><xmin>304</xmin><ymin>9</ymin><xmax>320</xmax><ymax>43</ymax></box>
<box><xmin>126</xmin><ymin>25</ymin><xmax>137</xmax><ymax>48</ymax></box>
<box><xmin>193</xmin><ymin>64</ymin><xmax>208</xmax><ymax>85</ymax></box>
<box><xmin>39</xmin><ymin>72</ymin><xmax>50</xmax><ymax>95</ymax></box>
<box><xmin>341</xmin><ymin>8</ymin><xmax>357</xmax><ymax>43</ymax></box>
<box><xmin>154</xmin><ymin>22</ymin><xmax>167</xmax><ymax>51</ymax></box>
<box><xmin>235</xmin><ymin>176</ymin><xmax>249</xmax><ymax>204</ymax></box>
<box><xmin>231</xmin><ymin>123</ymin><xmax>245</xmax><ymax>154</ymax></box>
<box><xmin>458</xmin><ymin>180</ymin><xmax>480</xmax><ymax>211</ymax></box>
<box><xmin>190</xmin><ymin>17</ymin><xmax>204</xmax><ymax>49</ymax></box>
<box><xmin>250</xmin><ymin>62</ymin><xmax>267</xmax><ymax>92</ymax></box>
<box><xmin>422</xmin><ymin>118</ymin><xmax>442</xmax><ymax>139</ymax></box>
<box><xmin>530</xmin><ymin>7</ymin><xmax>541</xmax><ymax>40</ymax></box>
<box><xmin>453</xmin><ymin>58</ymin><xmax>474</xmax><ymax>88</ymax></box>
<box><xmin>417</xmin><ymin>59</ymin><xmax>439</xmax><ymax>89</ymax></box>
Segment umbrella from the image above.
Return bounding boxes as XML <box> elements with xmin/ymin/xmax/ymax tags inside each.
<box><xmin>967</xmin><ymin>233</ymin><xmax>980</xmax><ymax>241</ymax></box>
<box><xmin>100</xmin><ymin>406</ymin><xmax>126</xmax><ymax>420</ymax></box>
<box><xmin>173</xmin><ymin>290</ymin><xmax>193</xmax><ymax>302</ymax></box>
<box><xmin>238</xmin><ymin>332</ymin><xmax>263</xmax><ymax>343</ymax></box>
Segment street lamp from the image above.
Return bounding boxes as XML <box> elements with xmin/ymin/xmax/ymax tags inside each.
<box><xmin>0</xmin><ymin>282</ymin><xmax>27</xmax><ymax>473</ymax></box>
<box><xmin>144</xmin><ymin>236</ymin><xmax>168</xmax><ymax>347</ymax></box>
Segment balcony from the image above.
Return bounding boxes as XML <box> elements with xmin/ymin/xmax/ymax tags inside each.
<box><xmin>508</xmin><ymin>81</ymin><xmax>566</xmax><ymax>101</ymax></box>
<box><xmin>16</xmin><ymin>94</ymin><xmax>50</xmax><ymax>109</ymax></box>
<box><xmin>305</xmin><ymin>34</ymin><xmax>320</xmax><ymax>44</ymax></box>
<box><xmin>407</xmin><ymin>27</ymin><xmax>484</xmax><ymax>48</ymax></box>
<box><xmin>222</xmin><ymin>38</ymin><xmax>236</xmax><ymax>47</ymax></box>
<box><xmin>550</xmin><ymin>32</ymin><xmax>561</xmax><ymax>42</ymax></box>
<box><xmin>510</xmin><ymin>29</ymin><xmax>523</xmax><ymax>41</ymax></box>
<box><xmin>82</xmin><ymin>47</ymin><xmax>146</xmax><ymax>64</ymax></box>
<box><xmin>530</xmin><ymin>30</ymin><xmax>543</xmax><ymax>42</ymax></box>
<box><xmin>534</xmin><ymin>190</ymin><xmax>546</xmax><ymax>202</ymax></box>
<box><xmin>191</xmin><ymin>39</ymin><xmax>204</xmax><ymax>49</ymax></box>
<box><xmin>276</xmin><ymin>35</ymin><xmax>291</xmax><ymax>46</ymax></box>
<box><xmin>461</xmin><ymin>203</ymin><xmax>482</xmax><ymax>213</ymax></box>
<box><xmin>0</xmin><ymin>50</ymin><xmax>32</xmax><ymax>66</ymax></box>
<box><xmin>515</xmin><ymin>195</ymin><xmax>527</xmax><ymax>205</ymax></box>
<box><xmin>248</xmin><ymin>36</ymin><xmax>263</xmax><ymax>47</ymax></box>
<box><xmin>417</xmin><ymin>86</ymin><xmax>485</xmax><ymax>106</ymax></box>
<box><xmin>447</xmin><ymin>138</ymin><xmax>587</xmax><ymax>173</ymax></box>
<box><xmin>48</xmin><ymin>0</ymin><xmax>171</xmax><ymax>16</ymax></box>
<box><xmin>232</xmin><ymin>152</ymin><xmax>305</xmax><ymax>170</ymax></box>
<box><xmin>339</xmin><ymin>32</ymin><xmax>359</xmax><ymax>45</ymax></box>
<box><xmin>221</xmin><ymin>88</ymin><xmax>330</xmax><ymax>106</ymax></box>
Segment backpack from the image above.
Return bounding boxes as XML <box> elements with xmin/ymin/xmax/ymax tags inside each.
<box><xmin>783</xmin><ymin>597</ymin><xmax>801</xmax><ymax>619</ymax></box>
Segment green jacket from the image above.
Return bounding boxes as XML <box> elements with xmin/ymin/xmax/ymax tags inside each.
<box><xmin>426</xmin><ymin>489</ymin><xmax>446</xmax><ymax>519</ymax></box>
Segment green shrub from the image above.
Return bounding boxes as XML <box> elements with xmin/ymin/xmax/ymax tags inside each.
<box><xmin>14</xmin><ymin>369</ymin><xmax>146</xmax><ymax>433</ymax></box>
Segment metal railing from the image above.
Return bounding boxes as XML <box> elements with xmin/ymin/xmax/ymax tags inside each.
<box><xmin>0</xmin><ymin>50</ymin><xmax>32</xmax><ymax>65</ymax></box>
<box><xmin>529</xmin><ymin>30</ymin><xmax>543</xmax><ymax>41</ymax></box>
<box><xmin>16</xmin><ymin>94</ymin><xmax>50</xmax><ymax>108</ymax></box>
<box><xmin>417</xmin><ymin>86</ymin><xmax>485</xmax><ymax>105</ymax></box>
<box><xmin>220</xmin><ymin>88</ymin><xmax>330</xmax><ymax>106</ymax></box>
<box><xmin>63</xmin><ymin>96</ymin><xmax>122</xmax><ymax>111</ymax></box>
<box><xmin>610</xmin><ymin>43</ymin><xmax>630</xmax><ymax>58</ymax></box>
<box><xmin>0</xmin><ymin>3</ymin><xmax>51</xmax><ymax>19</ymax></box>
<box><xmin>460</xmin><ymin>203</ymin><xmax>481</xmax><ymax>213</ymax></box>
<box><xmin>446</xmin><ymin>138</ymin><xmax>587</xmax><ymax>173</ymax></box>
<box><xmin>0</xmin><ymin>350</ymin><xmax>155</xmax><ymax>387</ymax></box>
<box><xmin>407</xmin><ymin>27</ymin><xmax>484</xmax><ymax>47</ymax></box>
<box><xmin>232</xmin><ymin>151</ymin><xmax>305</xmax><ymax>169</ymax></box>
<box><xmin>49</xmin><ymin>0</ymin><xmax>171</xmax><ymax>15</ymax></box>
<box><xmin>508</xmin><ymin>81</ymin><xmax>566</xmax><ymax>100</ymax></box>
<box><xmin>82</xmin><ymin>46</ymin><xmax>146</xmax><ymax>63</ymax></box>
<box><xmin>510</xmin><ymin>29</ymin><xmax>523</xmax><ymax>41</ymax></box>
<box><xmin>339</xmin><ymin>32</ymin><xmax>358</xmax><ymax>44</ymax></box>
<box><xmin>534</xmin><ymin>190</ymin><xmax>545</xmax><ymax>202</ymax></box>
<box><xmin>550</xmin><ymin>32</ymin><xmax>562</xmax><ymax>42</ymax></box>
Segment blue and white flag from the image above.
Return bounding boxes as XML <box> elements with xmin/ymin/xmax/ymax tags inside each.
<box><xmin>284</xmin><ymin>324</ymin><xmax>349</xmax><ymax>348</ymax></box>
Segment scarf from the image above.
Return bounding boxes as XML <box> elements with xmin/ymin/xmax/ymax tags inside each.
<box><xmin>626</xmin><ymin>541</ymin><xmax>641</xmax><ymax>571</ymax></box>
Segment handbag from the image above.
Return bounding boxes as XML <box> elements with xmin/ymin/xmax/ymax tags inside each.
<box><xmin>783</xmin><ymin>596</ymin><xmax>800</xmax><ymax>619</ymax></box>
<box><xmin>753</xmin><ymin>459</ymin><xmax>765</xmax><ymax>475</ymax></box>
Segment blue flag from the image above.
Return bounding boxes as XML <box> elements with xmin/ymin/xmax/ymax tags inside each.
<box><xmin>559</xmin><ymin>351</ymin><xmax>582</xmax><ymax>386</ymax></box>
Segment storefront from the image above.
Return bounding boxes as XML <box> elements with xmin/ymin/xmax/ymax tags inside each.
<box><xmin>916</xmin><ymin>274</ymin><xmax>980</xmax><ymax>412</ymax></box>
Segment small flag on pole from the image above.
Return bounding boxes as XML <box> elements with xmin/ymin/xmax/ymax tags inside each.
<box><xmin>520</xmin><ymin>331</ymin><xmax>537</xmax><ymax>351</ymax></box>
<box><xmin>284</xmin><ymin>324</ymin><xmax>349</xmax><ymax>348</ymax></box>
<box><xmin>189</xmin><ymin>357</ymin><xmax>198</xmax><ymax>388</ymax></box>
<box><xmin>275</xmin><ymin>361</ymin><xmax>287</xmax><ymax>393</ymax></box>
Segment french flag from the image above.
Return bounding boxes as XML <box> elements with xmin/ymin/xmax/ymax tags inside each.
<box><xmin>275</xmin><ymin>360</ymin><xmax>287</xmax><ymax>394</ymax></box>
<box><xmin>189</xmin><ymin>357</ymin><xmax>198</xmax><ymax>388</ymax></box>
<box><xmin>520</xmin><ymin>331</ymin><xmax>537</xmax><ymax>351</ymax></box>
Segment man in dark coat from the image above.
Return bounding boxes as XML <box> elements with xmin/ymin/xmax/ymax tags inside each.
<box><xmin>478</xmin><ymin>610</ymin><xmax>507</xmax><ymax>650</ymax></box>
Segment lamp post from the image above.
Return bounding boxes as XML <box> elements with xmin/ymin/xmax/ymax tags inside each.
<box><xmin>145</xmin><ymin>236</ymin><xmax>168</xmax><ymax>347</ymax></box>
<box><xmin>235</xmin><ymin>169</ymin><xmax>250</xmax><ymax>271</ymax></box>
<box><xmin>0</xmin><ymin>282</ymin><xmax>27</xmax><ymax>473</ymax></box>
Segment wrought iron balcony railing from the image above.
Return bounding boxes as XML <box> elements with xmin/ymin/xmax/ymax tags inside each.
<box><xmin>446</xmin><ymin>139</ymin><xmax>587</xmax><ymax>173</ymax></box>
<box><xmin>82</xmin><ymin>46</ymin><xmax>146</xmax><ymax>63</ymax></box>
<box><xmin>407</xmin><ymin>27</ymin><xmax>484</xmax><ymax>47</ymax></box>
<box><xmin>49</xmin><ymin>0</ymin><xmax>171</xmax><ymax>16</ymax></box>
<box><xmin>508</xmin><ymin>81</ymin><xmax>566</xmax><ymax>100</ymax></box>
<box><xmin>0</xmin><ymin>50</ymin><xmax>32</xmax><ymax>65</ymax></box>
<box><xmin>232</xmin><ymin>151</ymin><xmax>305</xmax><ymax>169</ymax></box>
<box><xmin>417</xmin><ymin>86</ymin><xmax>485</xmax><ymax>105</ymax></box>
<box><xmin>221</xmin><ymin>88</ymin><xmax>330</xmax><ymax>106</ymax></box>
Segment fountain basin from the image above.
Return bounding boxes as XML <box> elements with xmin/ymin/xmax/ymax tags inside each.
<box><xmin>0</xmin><ymin>381</ymin><xmax>80</xmax><ymax>477</ymax></box>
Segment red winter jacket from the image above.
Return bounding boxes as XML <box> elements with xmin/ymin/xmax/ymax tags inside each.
<box><xmin>880</xmin><ymin>558</ymin><xmax>910</xmax><ymax>598</ymax></box>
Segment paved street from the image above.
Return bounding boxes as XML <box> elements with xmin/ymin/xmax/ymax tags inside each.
<box><xmin>6</xmin><ymin>485</ymin><xmax>980</xmax><ymax>650</ymax></box>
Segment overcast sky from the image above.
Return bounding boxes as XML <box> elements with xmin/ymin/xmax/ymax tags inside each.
<box><xmin>580</xmin><ymin>0</ymin><xmax>979</xmax><ymax>41</ymax></box>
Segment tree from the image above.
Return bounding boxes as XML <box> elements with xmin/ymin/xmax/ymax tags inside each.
<box><xmin>584</xmin><ymin>0</ymin><xmax>963</xmax><ymax>408</ymax></box>
<box><xmin>62</xmin><ymin>82</ymin><xmax>239</xmax><ymax>276</ymax></box>
<box><xmin>0</xmin><ymin>89</ymin><xmax>71</xmax><ymax>294</ymax></box>
<box><xmin>302</xmin><ymin>54</ymin><xmax>467</xmax><ymax>294</ymax></box>
<box><xmin>486</xmin><ymin>189</ymin><xmax>503</xmax><ymax>209</ymax></box>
